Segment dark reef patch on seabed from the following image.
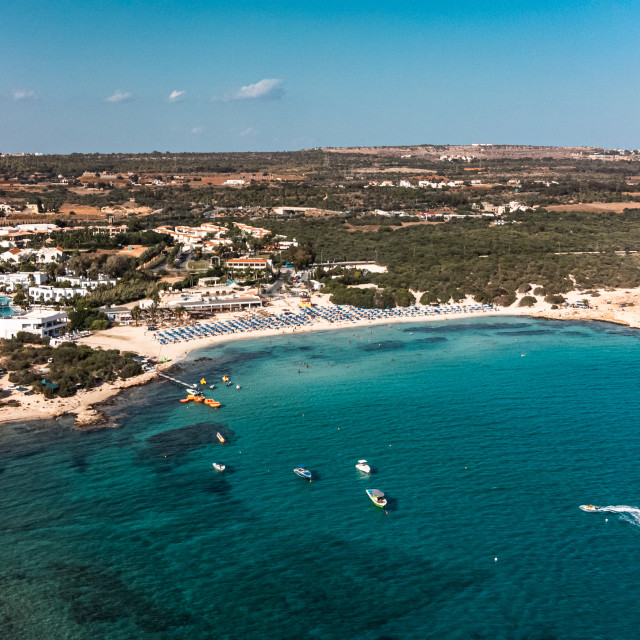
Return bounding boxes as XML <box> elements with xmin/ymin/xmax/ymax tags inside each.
<box><xmin>141</xmin><ymin>422</ymin><xmax>231</xmax><ymax>463</ymax></box>
<box><xmin>49</xmin><ymin>561</ymin><xmax>194</xmax><ymax>633</ymax></box>
<box><xmin>359</xmin><ymin>340</ymin><xmax>406</xmax><ymax>352</ymax></box>
<box><xmin>496</xmin><ymin>329</ymin><xmax>559</xmax><ymax>336</ymax></box>
<box><xmin>405</xmin><ymin>321</ymin><xmax>531</xmax><ymax>334</ymax></box>
<box><xmin>415</xmin><ymin>336</ymin><xmax>447</xmax><ymax>344</ymax></box>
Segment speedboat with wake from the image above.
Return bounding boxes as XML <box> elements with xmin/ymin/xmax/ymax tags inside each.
<box><xmin>366</xmin><ymin>489</ymin><xmax>387</xmax><ymax>508</ymax></box>
<box><xmin>579</xmin><ymin>504</ymin><xmax>601</xmax><ymax>512</ymax></box>
<box><xmin>355</xmin><ymin>459</ymin><xmax>371</xmax><ymax>474</ymax></box>
<box><xmin>293</xmin><ymin>466</ymin><xmax>312</xmax><ymax>481</ymax></box>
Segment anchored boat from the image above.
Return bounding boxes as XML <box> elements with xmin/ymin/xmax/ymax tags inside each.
<box><xmin>355</xmin><ymin>459</ymin><xmax>371</xmax><ymax>474</ymax></box>
<box><xmin>216</xmin><ymin>432</ymin><xmax>226</xmax><ymax>443</ymax></box>
<box><xmin>366</xmin><ymin>489</ymin><xmax>387</xmax><ymax>508</ymax></box>
<box><xmin>293</xmin><ymin>466</ymin><xmax>312</xmax><ymax>481</ymax></box>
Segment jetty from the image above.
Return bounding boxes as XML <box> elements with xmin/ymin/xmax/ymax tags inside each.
<box><xmin>156</xmin><ymin>369</ymin><xmax>200</xmax><ymax>394</ymax></box>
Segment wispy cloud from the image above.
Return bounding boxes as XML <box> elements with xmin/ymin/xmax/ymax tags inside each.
<box><xmin>169</xmin><ymin>90</ymin><xmax>185</xmax><ymax>103</ymax></box>
<box><xmin>191</xmin><ymin>126</ymin><xmax>204</xmax><ymax>135</ymax></box>
<box><xmin>226</xmin><ymin>78</ymin><xmax>284</xmax><ymax>101</ymax></box>
<box><xmin>240</xmin><ymin>127</ymin><xmax>255</xmax><ymax>137</ymax></box>
<box><xmin>12</xmin><ymin>89</ymin><xmax>35</xmax><ymax>101</ymax></box>
<box><xmin>106</xmin><ymin>90</ymin><xmax>133</xmax><ymax>103</ymax></box>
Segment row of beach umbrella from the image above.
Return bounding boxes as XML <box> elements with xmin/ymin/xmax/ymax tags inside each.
<box><xmin>152</xmin><ymin>303</ymin><xmax>493</xmax><ymax>345</ymax></box>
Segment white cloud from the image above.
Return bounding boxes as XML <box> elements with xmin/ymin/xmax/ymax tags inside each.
<box><xmin>12</xmin><ymin>89</ymin><xmax>35</xmax><ymax>101</ymax></box>
<box><xmin>231</xmin><ymin>78</ymin><xmax>284</xmax><ymax>101</ymax></box>
<box><xmin>169</xmin><ymin>90</ymin><xmax>185</xmax><ymax>103</ymax></box>
<box><xmin>106</xmin><ymin>90</ymin><xmax>133</xmax><ymax>103</ymax></box>
<box><xmin>239</xmin><ymin>127</ymin><xmax>255</xmax><ymax>137</ymax></box>
<box><xmin>191</xmin><ymin>127</ymin><xmax>204</xmax><ymax>135</ymax></box>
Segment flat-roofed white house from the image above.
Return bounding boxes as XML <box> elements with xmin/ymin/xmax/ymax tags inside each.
<box><xmin>99</xmin><ymin>305</ymin><xmax>133</xmax><ymax>324</ymax></box>
<box><xmin>29</xmin><ymin>285</ymin><xmax>89</xmax><ymax>302</ymax></box>
<box><xmin>55</xmin><ymin>275</ymin><xmax>117</xmax><ymax>289</ymax></box>
<box><xmin>36</xmin><ymin>247</ymin><xmax>65</xmax><ymax>263</ymax></box>
<box><xmin>0</xmin><ymin>271</ymin><xmax>48</xmax><ymax>291</ymax></box>
<box><xmin>0</xmin><ymin>309</ymin><xmax>68</xmax><ymax>339</ymax></box>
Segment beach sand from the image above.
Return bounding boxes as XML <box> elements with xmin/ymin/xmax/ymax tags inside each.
<box><xmin>3</xmin><ymin>288</ymin><xmax>640</xmax><ymax>428</ymax></box>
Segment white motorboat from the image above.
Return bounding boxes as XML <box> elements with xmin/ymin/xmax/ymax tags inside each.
<box><xmin>579</xmin><ymin>504</ymin><xmax>600</xmax><ymax>512</ymax></box>
<box><xmin>366</xmin><ymin>489</ymin><xmax>387</xmax><ymax>508</ymax></box>
<box><xmin>236</xmin><ymin>384</ymin><xmax>241</xmax><ymax>390</ymax></box>
<box><xmin>216</xmin><ymin>432</ymin><xmax>225</xmax><ymax>443</ymax></box>
<box><xmin>293</xmin><ymin>466</ymin><xmax>312</xmax><ymax>481</ymax></box>
<box><xmin>212</xmin><ymin>462</ymin><xmax>226</xmax><ymax>472</ymax></box>
<box><xmin>355</xmin><ymin>459</ymin><xmax>371</xmax><ymax>474</ymax></box>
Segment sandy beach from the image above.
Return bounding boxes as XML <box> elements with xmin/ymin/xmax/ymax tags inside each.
<box><xmin>3</xmin><ymin>287</ymin><xmax>640</xmax><ymax>428</ymax></box>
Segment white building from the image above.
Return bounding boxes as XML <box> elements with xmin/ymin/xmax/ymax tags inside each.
<box><xmin>36</xmin><ymin>247</ymin><xmax>65</xmax><ymax>263</ymax></box>
<box><xmin>0</xmin><ymin>309</ymin><xmax>68</xmax><ymax>339</ymax></box>
<box><xmin>0</xmin><ymin>271</ymin><xmax>48</xmax><ymax>291</ymax></box>
<box><xmin>15</xmin><ymin>223</ymin><xmax>59</xmax><ymax>233</ymax></box>
<box><xmin>29</xmin><ymin>285</ymin><xmax>89</xmax><ymax>302</ymax></box>
<box><xmin>233</xmin><ymin>222</ymin><xmax>271</xmax><ymax>239</ymax></box>
<box><xmin>55</xmin><ymin>275</ymin><xmax>117</xmax><ymax>289</ymax></box>
<box><xmin>226</xmin><ymin>257</ymin><xmax>272</xmax><ymax>271</ymax></box>
<box><xmin>99</xmin><ymin>305</ymin><xmax>133</xmax><ymax>324</ymax></box>
<box><xmin>1</xmin><ymin>248</ymin><xmax>33</xmax><ymax>263</ymax></box>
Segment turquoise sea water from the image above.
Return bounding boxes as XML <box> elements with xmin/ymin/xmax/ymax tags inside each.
<box><xmin>2</xmin><ymin>316</ymin><xmax>640</xmax><ymax>639</ymax></box>
<box><xmin>0</xmin><ymin>296</ymin><xmax>13</xmax><ymax>317</ymax></box>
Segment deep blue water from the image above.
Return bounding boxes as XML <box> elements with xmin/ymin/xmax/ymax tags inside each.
<box><xmin>2</xmin><ymin>317</ymin><xmax>640</xmax><ymax>639</ymax></box>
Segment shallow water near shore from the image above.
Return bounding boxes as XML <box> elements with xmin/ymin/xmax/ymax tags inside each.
<box><xmin>2</xmin><ymin>316</ymin><xmax>640</xmax><ymax>639</ymax></box>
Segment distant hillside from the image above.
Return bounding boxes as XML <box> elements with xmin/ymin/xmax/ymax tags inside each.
<box><xmin>321</xmin><ymin>144</ymin><xmax>636</xmax><ymax>161</ymax></box>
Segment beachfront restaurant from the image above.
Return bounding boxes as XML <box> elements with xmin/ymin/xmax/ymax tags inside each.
<box><xmin>168</xmin><ymin>295</ymin><xmax>263</xmax><ymax>316</ymax></box>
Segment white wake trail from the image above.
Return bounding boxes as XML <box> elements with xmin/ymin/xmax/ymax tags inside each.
<box><xmin>582</xmin><ymin>505</ymin><xmax>640</xmax><ymax>527</ymax></box>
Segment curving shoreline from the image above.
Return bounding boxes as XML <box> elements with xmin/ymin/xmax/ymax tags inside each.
<box><xmin>3</xmin><ymin>288</ymin><xmax>640</xmax><ymax>429</ymax></box>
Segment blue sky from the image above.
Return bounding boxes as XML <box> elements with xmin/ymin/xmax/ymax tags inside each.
<box><xmin>1</xmin><ymin>0</ymin><xmax>639</xmax><ymax>153</ymax></box>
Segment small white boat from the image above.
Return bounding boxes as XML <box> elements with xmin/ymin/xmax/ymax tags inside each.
<box><xmin>293</xmin><ymin>466</ymin><xmax>312</xmax><ymax>481</ymax></box>
<box><xmin>209</xmin><ymin>384</ymin><xmax>216</xmax><ymax>390</ymax></box>
<box><xmin>212</xmin><ymin>462</ymin><xmax>226</xmax><ymax>472</ymax></box>
<box><xmin>579</xmin><ymin>504</ymin><xmax>600</xmax><ymax>512</ymax></box>
<box><xmin>355</xmin><ymin>459</ymin><xmax>371</xmax><ymax>474</ymax></box>
<box><xmin>236</xmin><ymin>384</ymin><xmax>241</xmax><ymax>390</ymax></box>
<box><xmin>226</xmin><ymin>381</ymin><xmax>233</xmax><ymax>387</ymax></box>
<box><xmin>216</xmin><ymin>432</ymin><xmax>225</xmax><ymax>443</ymax></box>
<box><xmin>366</xmin><ymin>489</ymin><xmax>387</xmax><ymax>508</ymax></box>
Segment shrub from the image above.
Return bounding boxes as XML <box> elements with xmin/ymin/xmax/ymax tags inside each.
<box><xmin>519</xmin><ymin>296</ymin><xmax>537</xmax><ymax>307</ymax></box>
<box><xmin>545</xmin><ymin>294</ymin><xmax>565</xmax><ymax>304</ymax></box>
<box><xmin>90</xmin><ymin>318</ymin><xmax>110</xmax><ymax>331</ymax></box>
